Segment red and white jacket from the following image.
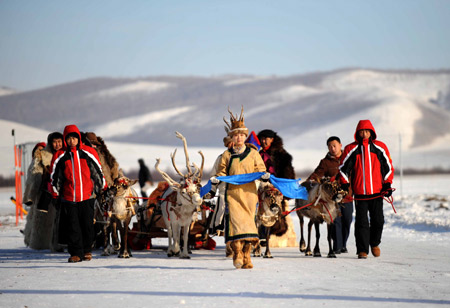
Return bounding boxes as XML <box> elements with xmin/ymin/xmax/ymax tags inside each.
<box><xmin>339</xmin><ymin>120</ymin><xmax>394</xmax><ymax>197</ymax></box>
<box><xmin>50</xmin><ymin>125</ymin><xmax>107</xmax><ymax>203</ymax></box>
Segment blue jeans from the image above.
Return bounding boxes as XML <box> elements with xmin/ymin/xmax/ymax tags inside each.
<box><xmin>332</xmin><ymin>201</ymin><xmax>354</xmax><ymax>251</ymax></box>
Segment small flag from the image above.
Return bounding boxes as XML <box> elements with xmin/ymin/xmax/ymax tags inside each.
<box><xmin>245</xmin><ymin>131</ymin><xmax>261</xmax><ymax>151</ymax></box>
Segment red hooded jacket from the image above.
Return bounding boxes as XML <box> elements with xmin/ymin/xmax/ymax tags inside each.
<box><xmin>50</xmin><ymin>125</ymin><xmax>107</xmax><ymax>202</ymax></box>
<box><xmin>339</xmin><ymin>120</ymin><xmax>394</xmax><ymax>197</ymax></box>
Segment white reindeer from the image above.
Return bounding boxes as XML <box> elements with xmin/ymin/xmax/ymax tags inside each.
<box><xmin>155</xmin><ymin>132</ymin><xmax>204</xmax><ymax>259</ymax></box>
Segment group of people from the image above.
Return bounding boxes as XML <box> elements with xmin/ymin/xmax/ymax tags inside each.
<box><xmin>22</xmin><ymin>108</ymin><xmax>394</xmax><ymax>266</ymax></box>
<box><xmin>209</xmin><ymin>108</ymin><xmax>394</xmax><ymax>268</ymax></box>
<box><xmin>23</xmin><ymin>125</ymin><xmax>121</xmax><ymax>262</ymax></box>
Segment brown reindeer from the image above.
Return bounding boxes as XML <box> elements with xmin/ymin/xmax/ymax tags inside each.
<box><xmin>107</xmin><ymin>176</ymin><xmax>138</xmax><ymax>258</ymax></box>
<box><xmin>94</xmin><ymin>186</ymin><xmax>120</xmax><ymax>256</ymax></box>
<box><xmin>155</xmin><ymin>131</ymin><xmax>204</xmax><ymax>259</ymax></box>
<box><xmin>253</xmin><ymin>183</ymin><xmax>288</xmax><ymax>258</ymax></box>
<box><xmin>295</xmin><ymin>177</ymin><xmax>346</xmax><ymax>258</ymax></box>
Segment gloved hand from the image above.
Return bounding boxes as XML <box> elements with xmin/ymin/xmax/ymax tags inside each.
<box><xmin>261</xmin><ymin>172</ymin><xmax>271</xmax><ymax>182</ymax></box>
<box><xmin>382</xmin><ymin>182</ymin><xmax>392</xmax><ymax>197</ymax></box>
<box><xmin>204</xmin><ymin>190</ymin><xmax>216</xmax><ymax>199</ymax></box>
<box><xmin>332</xmin><ymin>193</ymin><xmax>343</xmax><ymax>203</ymax></box>
<box><xmin>340</xmin><ymin>183</ymin><xmax>350</xmax><ymax>192</ymax></box>
<box><xmin>210</xmin><ymin>176</ymin><xmax>220</xmax><ymax>184</ymax></box>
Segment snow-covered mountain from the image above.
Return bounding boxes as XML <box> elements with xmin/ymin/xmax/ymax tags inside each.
<box><xmin>0</xmin><ymin>86</ymin><xmax>17</xmax><ymax>97</ymax></box>
<box><xmin>1</xmin><ymin>68</ymin><xmax>450</xmax><ymax>176</ymax></box>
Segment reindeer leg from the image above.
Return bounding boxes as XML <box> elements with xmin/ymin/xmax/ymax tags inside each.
<box><xmin>172</xmin><ymin>225</ymin><xmax>181</xmax><ymax>257</ymax></box>
<box><xmin>305</xmin><ymin>220</ymin><xmax>313</xmax><ymax>256</ymax></box>
<box><xmin>313</xmin><ymin>222</ymin><xmax>322</xmax><ymax>257</ymax></box>
<box><xmin>102</xmin><ymin>224</ymin><xmax>110</xmax><ymax>256</ymax></box>
<box><xmin>264</xmin><ymin>226</ymin><xmax>273</xmax><ymax>258</ymax></box>
<box><xmin>298</xmin><ymin>214</ymin><xmax>306</xmax><ymax>252</ymax></box>
<box><xmin>121</xmin><ymin>217</ymin><xmax>132</xmax><ymax>258</ymax></box>
<box><xmin>327</xmin><ymin>224</ymin><xmax>336</xmax><ymax>258</ymax></box>
<box><xmin>166</xmin><ymin>222</ymin><xmax>176</xmax><ymax>257</ymax></box>
<box><xmin>180</xmin><ymin>224</ymin><xmax>191</xmax><ymax>259</ymax></box>
<box><xmin>118</xmin><ymin>225</ymin><xmax>126</xmax><ymax>258</ymax></box>
<box><xmin>111</xmin><ymin>220</ymin><xmax>120</xmax><ymax>253</ymax></box>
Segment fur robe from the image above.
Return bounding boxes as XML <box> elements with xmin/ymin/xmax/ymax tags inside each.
<box><xmin>216</xmin><ymin>146</ymin><xmax>266</xmax><ymax>243</ymax></box>
<box><xmin>95</xmin><ymin>137</ymin><xmax>122</xmax><ymax>187</ymax></box>
<box><xmin>23</xmin><ymin>146</ymin><xmax>57</xmax><ymax>250</ymax></box>
<box><xmin>259</xmin><ymin>134</ymin><xmax>295</xmax><ymax>180</ymax></box>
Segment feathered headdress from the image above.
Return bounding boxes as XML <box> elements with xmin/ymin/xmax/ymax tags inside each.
<box><xmin>223</xmin><ymin>106</ymin><xmax>249</xmax><ymax>137</ymax></box>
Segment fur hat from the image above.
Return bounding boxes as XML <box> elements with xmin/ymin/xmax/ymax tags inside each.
<box><xmin>85</xmin><ymin>132</ymin><xmax>101</xmax><ymax>145</ymax></box>
<box><xmin>223</xmin><ymin>106</ymin><xmax>249</xmax><ymax>137</ymax></box>
<box><xmin>257</xmin><ymin>129</ymin><xmax>276</xmax><ymax>139</ymax></box>
<box><xmin>223</xmin><ymin>136</ymin><xmax>232</xmax><ymax>147</ymax></box>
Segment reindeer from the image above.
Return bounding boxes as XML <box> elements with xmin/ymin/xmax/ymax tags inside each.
<box><xmin>295</xmin><ymin>177</ymin><xmax>345</xmax><ymax>258</ymax></box>
<box><xmin>155</xmin><ymin>131</ymin><xmax>204</xmax><ymax>259</ymax></box>
<box><xmin>94</xmin><ymin>186</ymin><xmax>120</xmax><ymax>256</ymax></box>
<box><xmin>253</xmin><ymin>183</ymin><xmax>288</xmax><ymax>258</ymax></box>
<box><xmin>107</xmin><ymin>176</ymin><xmax>138</xmax><ymax>258</ymax></box>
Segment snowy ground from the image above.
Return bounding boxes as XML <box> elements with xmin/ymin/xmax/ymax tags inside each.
<box><xmin>1</xmin><ymin>175</ymin><xmax>449</xmax><ymax>307</ymax></box>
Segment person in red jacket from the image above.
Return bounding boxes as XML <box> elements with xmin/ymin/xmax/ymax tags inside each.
<box><xmin>339</xmin><ymin>120</ymin><xmax>394</xmax><ymax>259</ymax></box>
<box><xmin>50</xmin><ymin>124</ymin><xmax>107</xmax><ymax>263</ymax></box>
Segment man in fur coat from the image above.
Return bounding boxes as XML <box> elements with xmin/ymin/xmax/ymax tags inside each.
<box><xmin>23</xmin><ymin>132</ymin><xmax>63</xmax><ymax>251</ymax></box>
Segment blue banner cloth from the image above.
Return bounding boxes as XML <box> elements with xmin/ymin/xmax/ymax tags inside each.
<box><xmin>269</xmin><ymin>175</ymin><xmax>308</xmax><ymax>200</ymax></box>
<box><xmin>200</xmin><ymin>172</ymin><xmax>308</xmax><ymax>200</ymax></box>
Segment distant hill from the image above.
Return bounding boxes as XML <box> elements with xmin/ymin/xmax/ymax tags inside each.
<box><xmin>0</xmin><ymin>86</ymin><xmax>18</xmax><ymax>97</ymax></box>
<box><xmin>1</xmin><ymin>68</ymin><xmax>450</xmax><ymax>176</ymax></box>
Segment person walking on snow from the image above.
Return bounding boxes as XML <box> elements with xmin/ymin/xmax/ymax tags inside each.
<box><xmin>50</xmin><ymin>125</ymin><xmax>107</xmax><ymax>263</ymax></box>
<box><xmin>138</xmin><ymin>158</ymin><xmax>153</xmax><ymax>200</ymax></box>
<box><xmin>339</xmin><ymin>120</ymin><xmax>394</xmax><ymax>259</ymax></box>
<box><xmin>305</xmin><ymin>136</ymin><xmax>354</xmax><ymax>254</ymax></box>
<box><xmin>211</xmin><ymin>107</ymin><xmax>268</xmax><ymax>269</ymax></box>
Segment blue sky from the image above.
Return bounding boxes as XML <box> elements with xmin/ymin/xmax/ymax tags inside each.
<box><xmin>1</xmin><ymin>0</ymin><xmax>449</xmax><ymax>90</ymax></box>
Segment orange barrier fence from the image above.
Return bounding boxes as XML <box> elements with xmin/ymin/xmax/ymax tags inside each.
<box><xmin>14</xmin><ymin>145</ymin><xmax>24</xmax><ymax>226</ymax></box>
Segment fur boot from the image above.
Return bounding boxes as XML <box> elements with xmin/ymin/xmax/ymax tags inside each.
<box><xmin>230</xmin><ymin>240</ymin><xmax>244</xmax><ymax>269</ymax></box>
<box><xmin>225</xmin><ymin>242</ymin><xmax>233</xmax><ymax>258</ymax></box>
<box><xmin>242</xmin><ymin>241</ymin><xmax>254</xmax><ymax>269</ymax></box>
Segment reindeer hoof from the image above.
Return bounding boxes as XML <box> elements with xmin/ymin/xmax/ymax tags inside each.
<box><xmin>313</xmin><ymin>252</ymin><xmax>322</xmax><ymax>257</ymax></box>
<box><xmin>118</xmin><ymin>253</ymin><xmax>130</xmax><ymax>258</ymax></box>
<box><xmin>180</xmin><ymin>255</ymin><xmax>191</xmax><ymax>259</ymax></box>
<box><xmin>168</xmin><ymin>251</ymin><xmax>180</xmax><ymax>257</ymax></box>
<box><xmin>299</xmin><ymin>241</ymin><xmax>306</xmax><ymax>252</ymax></box>
<box><xmin>263</xmin><ymin>254</ymin><xmax>273</xmax><ymax>259</ymax></box>
<box><xmin>328</xmin><ymin>253</ymin><xmax>337</xmax><ymax>258</ymax></box>
<box><xmin>305</xmin><ymin>251</ymin><xmax>313</xmax><ymax>256</ymax></box>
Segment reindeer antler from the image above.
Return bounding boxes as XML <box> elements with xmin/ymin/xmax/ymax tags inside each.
<box><xmin>175</xmin><ymin>131</ymin><xmax>193</xmax><ymax>176</ymax></box>
<box><xmin>197</xmin><ymin>151</ymin><xmax>204</xmax><ymax>181</ymax></box>
<box><xmin>170</xmin><ymin>149</ymin><xmax>184</xmax><ymax>177</ymax></box>
<box><xmin>155</xmin><ymin>158</ymin><xmax>180</xmax><ymax>187</ymax></box>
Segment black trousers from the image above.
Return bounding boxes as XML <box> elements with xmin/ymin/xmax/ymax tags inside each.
<box><xmin>354</xmin><ymin>197</ymin><xmax>384</xmax><ymax>254</ymax></box>
<box><xmin>332</xmin><ymin>201</ymin><xmax>354</xmax><ymax>251</ymax></box>
<box><xmin>63</xmin><ymin>199</ymin><xmax>95</xmax><ymax>258</ymax></box>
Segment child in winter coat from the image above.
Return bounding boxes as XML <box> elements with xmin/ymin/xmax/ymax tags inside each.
<box><xmin>50</xmin><ymin>124</ymin><xmax>106</xmax><ymax>263</ymax></box>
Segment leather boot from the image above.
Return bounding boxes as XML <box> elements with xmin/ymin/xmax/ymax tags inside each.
<box><xmin>242</xmin><ymin>241</ymin><xmax>253</xmax><ymax>269</ymax></box>
<box><xmin>230</xmin><ymin>240</ymin><xmax>244</xmax><ymax>269</ymax></box>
